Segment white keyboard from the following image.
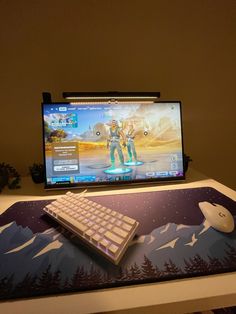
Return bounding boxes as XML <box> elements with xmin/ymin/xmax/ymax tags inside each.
<box><xmin>43</xmin><ymin>191</ymin><xmax>139</xmax><ymax>265</ymax></box>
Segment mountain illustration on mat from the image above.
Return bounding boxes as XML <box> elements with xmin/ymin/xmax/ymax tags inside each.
<box><xmin>1</xmin><ymin>217</ymin><xmax>236</xmax><ymax>290</ymax></box>
<box><xmin>122</xmin><ymin>219</ymin><xmax>236</xmax><ymax>270</ymax></box>
<box><xmin>0</xmin><ymin>221</ymin><xmax>98</xmax><ymax>285</ymax></box>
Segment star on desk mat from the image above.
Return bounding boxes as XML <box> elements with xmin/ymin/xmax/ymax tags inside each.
<box><xmin>0</xmin><ymin>187</ymin><xmax>236</xmax><ymax>300</ymax></box>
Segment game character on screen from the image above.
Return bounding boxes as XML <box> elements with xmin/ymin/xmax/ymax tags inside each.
<box><xmin>125</xmin><ymin>122</ymin><xmax>138</xmax><ymax>163</ymax></box>
<box><xmin>107</xmin><ymin>120</ymin><xmax>126</xmax><ymax>169</ymax></box>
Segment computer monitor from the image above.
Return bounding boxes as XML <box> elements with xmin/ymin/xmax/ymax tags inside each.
<box><xmin>42</xmin><ymin>97</ymin><xmax>185</xmax><ymax>189</ymax></box>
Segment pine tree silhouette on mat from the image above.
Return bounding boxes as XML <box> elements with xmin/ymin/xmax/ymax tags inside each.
<box><xmin>141</xmin><ymin>255</ymin><xmax>157</xmax><ymax>278</ymax></box>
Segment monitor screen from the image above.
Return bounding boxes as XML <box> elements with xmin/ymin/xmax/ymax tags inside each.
<box><xmin>42</xmin><ymin>100</ymin><xmax>185</xmax><ymax>189</ymax></box>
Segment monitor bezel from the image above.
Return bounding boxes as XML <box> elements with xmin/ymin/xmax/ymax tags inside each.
<box><xmin>42</xmin><ymin>100</ymin><xmax>185</xmax><ymax>190</ymax></box>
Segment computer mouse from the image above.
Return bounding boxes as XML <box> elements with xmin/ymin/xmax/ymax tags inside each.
<box><xmin>198</xmin><ymin>201</ymin><xmax>235</xmax><ymax>233</ymax></box>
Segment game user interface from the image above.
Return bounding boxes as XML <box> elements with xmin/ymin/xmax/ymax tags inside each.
<box><xmin>42</xmin><ymin>101</ymin><xmax>185</xmax><ymax>188</ymax></box>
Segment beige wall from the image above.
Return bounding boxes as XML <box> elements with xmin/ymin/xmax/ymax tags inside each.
<box><xmin>1</xmin><ymin>0</ymin><xmax>236</xmax><ymax>190</ymax></box>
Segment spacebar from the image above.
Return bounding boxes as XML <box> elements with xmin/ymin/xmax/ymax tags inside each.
<box><xmin>57</xmin><ymin>212</ymin><xmax>88</xmax><ymax>235</ymax></box>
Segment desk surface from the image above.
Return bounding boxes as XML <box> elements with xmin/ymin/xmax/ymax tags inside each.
<box><xmin>0</xmin><ymin>168</ymin><xmax>236</xmax><ymax>314</ymax></box>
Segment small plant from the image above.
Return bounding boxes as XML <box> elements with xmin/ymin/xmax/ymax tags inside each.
<box><xmin>29</xmin><ymin>163</ymin><xmax>44</xmax><ymax>183</ymax></box>
<box><xmin>0</xmin><ymin>162</ymin><xmax>21</xmax><ymax>192</ymax></box>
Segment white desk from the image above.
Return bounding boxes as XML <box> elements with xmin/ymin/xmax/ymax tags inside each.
<box><xmin>0</xmin><ymin>168</ymin><xmax>236</xmax><ymax>314</ymax></box>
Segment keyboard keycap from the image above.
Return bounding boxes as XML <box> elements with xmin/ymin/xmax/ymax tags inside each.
<box><xmin>104</xmin><ymin>231</ymin><xmax>124</xmax><ymax>245</ymax></box>
<box><xmin>113</xmin><ymin>226</ymin><xmax>128</xmax><ymax>238</ymax></box>
<box><xmin>108</xmin><ymin>244</ymin><xmax>119</xmax><ymax>256</ymax></box>
<box><xmin>99</xmin><ymin>238</ymin><xmax>110</xmax><ymax>250</ymax></box>
<box><xmin>123</xmin><ymin>216</ymin><xmax>136</xmax><ymax>225</ymax></box>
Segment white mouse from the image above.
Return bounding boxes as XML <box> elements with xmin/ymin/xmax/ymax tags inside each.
<box><xmin>198</xmin><ymin>201</ymin><xmax>235</xmax><ymax>233</ymax></box>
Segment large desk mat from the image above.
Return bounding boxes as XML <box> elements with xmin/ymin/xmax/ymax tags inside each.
<box><xmin>0</xmin><ymin>187</ymin><xmax>236</xmax><ymax>300</ymax></box>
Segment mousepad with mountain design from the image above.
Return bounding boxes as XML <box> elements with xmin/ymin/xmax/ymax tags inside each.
<box><xmin>0</xmin><ymin>186</ymin><xmax>236</xmax><ymax>300</ymax></box>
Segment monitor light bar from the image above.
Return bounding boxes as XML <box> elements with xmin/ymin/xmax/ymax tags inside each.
<box><xmin>63</xmin><ymin>91</ymin><xmax>160</xmax><ymax>102</ymax></box>
<box><xmin>70</xmin><ymin>100</ymin><xmax>156</xmax><ymax>105</ymax></box>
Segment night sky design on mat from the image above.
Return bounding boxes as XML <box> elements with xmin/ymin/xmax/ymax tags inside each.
<box><xmin>0</xmin><ymin>187</ymin><xmax>236</xmax><ymax>300</ymax></box>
